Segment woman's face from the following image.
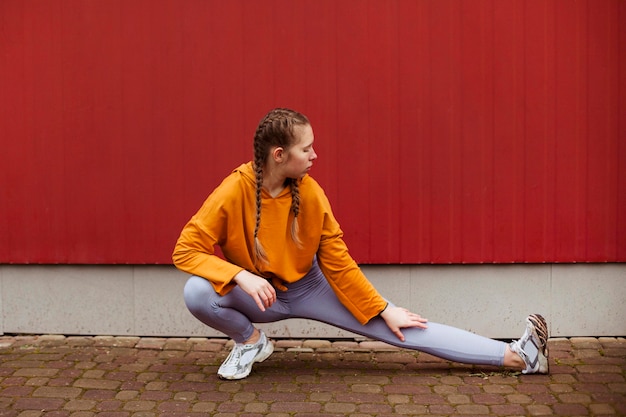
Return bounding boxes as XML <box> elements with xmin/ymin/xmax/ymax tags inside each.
<box><xmin>283</xmin><ymin>124</ymin><xmax>317</xmax><ymax>179</ymax></box>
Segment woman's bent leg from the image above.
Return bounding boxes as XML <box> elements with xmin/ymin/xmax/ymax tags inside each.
<box><xmin>183</xmin><ymin>276</ymin><xmax>289</xmax><ymax>344</ymax></box>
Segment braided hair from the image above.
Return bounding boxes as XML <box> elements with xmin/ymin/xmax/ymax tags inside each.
<box><xmin>252</xmin><ymin>108</ymin><xmax>309</xmax><ymax>266</ymax></box>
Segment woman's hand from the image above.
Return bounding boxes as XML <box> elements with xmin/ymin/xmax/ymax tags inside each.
<box><xmin>233</xmin><ymin>270</ymin><xmax>277</xmax><ymax>312</ymax></box>
<box><xmin>380</xmin><ymin>305</ymin><xmax>428</xmax><ymax>342</ymax></box>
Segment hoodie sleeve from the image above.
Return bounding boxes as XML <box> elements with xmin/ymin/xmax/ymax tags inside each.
<box><xmin>172</xmin><ymin>177</ymin><xmax>245</xmax><ymax>295</ymax></box>
<box><xmin>313</xmin><ymin>191</ymin><xmax>388</xmax><ymax>325</ymax></box>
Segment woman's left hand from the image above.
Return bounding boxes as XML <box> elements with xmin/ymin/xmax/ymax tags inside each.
<box><xmin>380</xmin><ymin>306</ymin><xmax>428</xmax><ymax>342</ymax></box>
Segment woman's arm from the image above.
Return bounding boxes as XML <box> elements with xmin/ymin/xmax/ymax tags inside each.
<box><xmin>172</xmin><ymin>215</ymin><xmax>244</xmax><ymax>294</ymax></box>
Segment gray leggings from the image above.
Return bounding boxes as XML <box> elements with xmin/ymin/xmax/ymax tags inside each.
<box><xmin>184</xmin><ymin>258</ymin><xmax>506</xmax><ymax>367</ymax></box>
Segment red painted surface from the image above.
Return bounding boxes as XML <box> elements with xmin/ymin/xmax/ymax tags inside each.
<box><xmin>1</xmin><ymin>0</ymin><xmax>624</xmax><ymax>264</ymax></box>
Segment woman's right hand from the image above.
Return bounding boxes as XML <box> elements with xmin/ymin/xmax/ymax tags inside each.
<box><xmin>380</xmin><ymin>305</ymin><xmax>428</xmax><ymax>342</ymax></box>
<box><xmin>233</xmin><ymin>270</ymin><xmax>277</xmax><ymax>312</ymax></box>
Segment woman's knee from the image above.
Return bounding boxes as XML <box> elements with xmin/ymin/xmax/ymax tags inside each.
<box><xmin>183</xmin><ymin>276</ymin><xmax>216</xmax><ymax>314</ymax></box>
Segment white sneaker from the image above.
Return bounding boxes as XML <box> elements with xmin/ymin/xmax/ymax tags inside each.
<box><xmin>218</xmin><ymin>330</ymin><xmax>274</xmax><ymax>380</ymax></box>
<box><xmin>509</xmin><ymin>314</ymin><xmax>549</xmax><ymax>374</ymax></box>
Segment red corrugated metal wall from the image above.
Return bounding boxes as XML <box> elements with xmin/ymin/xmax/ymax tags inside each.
<box><xmin>1</xmin><ymin>0</ymin><xmax>624</xmax><ymax>264</ymax></box>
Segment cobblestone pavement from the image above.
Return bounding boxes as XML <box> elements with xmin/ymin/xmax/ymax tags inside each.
<box><xmin>0</xmin><ymin>335</ymin><xmax>624</xmax><ymax>416</ymax></box>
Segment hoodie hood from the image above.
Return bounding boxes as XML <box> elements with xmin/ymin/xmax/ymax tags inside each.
<box><xmin>233</xmin><ymin>161</ymin><xmax>309</xmax><ymax>192</ymax></box>
<box><xmin>233</xmin><ymin>162</ymin><xmax>257</xmax><ymax>186</ymax></box>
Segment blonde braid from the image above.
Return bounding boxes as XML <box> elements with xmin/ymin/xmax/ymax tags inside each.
<box><xmin>289</xmin><ymin>178</ymin><xmax>303</xmax><ymax>247</ymax></box>
<box><xmin>252</xmin><ymin>118</ymin><xmax>271</xmax><ymax>267</ymax></box>
<box><xmin>253</xmin><ymin>159</ymin><xmax>268</xmax><ymax>266</ymax></box>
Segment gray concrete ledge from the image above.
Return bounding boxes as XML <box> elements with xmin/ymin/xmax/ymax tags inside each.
<box><xmin>0</xmin><ymin>263</ymin><xmax>624</xmax><ymax>338</ymax></box>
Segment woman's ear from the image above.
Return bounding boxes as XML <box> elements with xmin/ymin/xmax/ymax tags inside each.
<box><xmin>271</xmin><ymin>146</ymin><xmax>285</xmax><ymax>163</ymax></box>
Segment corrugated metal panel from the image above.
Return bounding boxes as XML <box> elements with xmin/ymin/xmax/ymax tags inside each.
<box><xmin>0</xmin><ymin>0</ymin><xmax>624</xmax><ymax>264</ymax></box>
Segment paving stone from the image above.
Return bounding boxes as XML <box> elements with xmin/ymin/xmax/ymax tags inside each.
<box><xmin>63</xmin><ymin>399</ymin><xmax>98</xmax><ymax>411</ymax></box>
<box><xmin>323</xmin><ymin>402</ymin><xmax>356</xmax><ymax>413</ymax></box>
<box><xmin>588</xmin><ymin>402</ymin><xmax>616</xmax><ymax>414</ymax></box>
<box><xmin>483</xmin><ymin>384</ymin><xmax>516</xmax><ymax>394</ymax></box>
<box><xmin>302</xmin><ymin>339</ymin><xmax>332</xmax><ymax>349</ymax></box>
<box><xmin>73</xmin><ymin>379</ymin><xmax>120</xmax><ymax>390</ymax></box>
<box><xmin>506</xmin><ymin>393</ymin><xmax>534</xmax><ymax>404</ymax></box>
<box><xmin>490</xmin><ymin>403</ymin><xmax>527</xmax><ymax>415</ymax></box>
<box><xmin>16</xmin><ymin>368</ymin><xmax>59</xmax><ymax>379</ymax></box>
<box><xmin>66</xmin><ymin>337</ymin><xmax>94</xmax><ymax>347</ymax></box>
<box><xmin>16</xmin><ymin>411</ymin><xmax>45</xmax><ymax>417</ymax></box>
<box><xmin>331</xmin><ymin>341</ymin><xmax>360</xmax><ymax>350</ymax></box>
<box><xmin>428</xmin><ymin>403</ymin><xmax>455</xmax><ymax>414</ymax></box>
<box><xmin>122</xmin><ymin>400</ymin><xmax>155</xmax><ymax>411</ymax></box>
<box><xmin>455</xmin><ymin>403</ymin><xmax>490</xmax><ymax>414</ymax></box>
<box><xmin>191</xmin><ymin>401</ymin><xmax>216</xmax><ymax>413</ymax></box>
<box><xmin>273</xmin><ymin>340</ymin><xmax>302</xmax><ymax>350</ymax></box>
<box><xmin>244</xmin><ymin>401</ymin><xmax>269</xmax><ymax>413</ymax></box>
<box><xmin>285</xmin><ymin>347</ymin><xmax>313</xmax><ymax>353</ymax></box>
<box><xmin>14</xmin><ymin>397</ymin><xmax>65</xmax><ymax>411</ymax></box>
<box><xmin>112</xmin><ymin>337</ymin><xmax>141</xmax><ymax>348</ymax></box>
<box><xmin>38</xmin><ymin>335</ymin><xmax>67</xmax><ymax>342</ymax></box>
<box><xmin>393</xmin><ymin>403</ymin><xmax>428</xmax><ymax>414</ymax></box>
<box><xmin>32</xmin><ymin>386</ymin><xmax>82</xmax><ymax>399</ymax></box>
<box><xmin>552</xmin><ymin>402</ymin><xmax>590</xmax><ymax>415</ymax></box>
<box><xmin>446</xmin><ymin>394</ymin><xmax>470</xmax><ymax>404</ymax></box>
<box><xmin>549</xmin><ymin>383</ymin><xmax>574</xmax><ymax>393</ymax></box>
<box><xmin>134</xmin><ymin>339</ymin><xmax>166</xmax><ymax>350</ymax></box>
<box><xmin>25</xmin><ymin>377</ymin><xmax>50</xmax><ymax>387</ymax></box>
<box><xmin>472</xmin><ymin>392</ymin><xmax>508</xmax><ymax>404</ymax></box>
<box><xmin>526</xmin><ymin>403</ymin><xmax>554</xmax><ymax>415</ymax></box>
<box><xmin>1</xmin><ymin>385</ymin><xmax>35</xmax><ymax>396</ymax></box>
<box><xmin>375</xmin><ymin>351</ymin><xmax>417</xmax><ymax>363</ymax></box>
<box><xmin>432</xmin><ymin>384</ymin><xmax>458</xmax><ymax>395</ymax></box>
<box><xmin>0</xmin><ymin>340</ymin><xmax>15</xmax><ymax>349</ymax></box>
<box><xmin>356</xmin><ymin>402</ymin><xmax>394</xmax><ymax>414</ymax></box>
<box><xmin>359</xmin><ymin>341</ymin><xmax>398</xmax><ymax>351</ymax></box>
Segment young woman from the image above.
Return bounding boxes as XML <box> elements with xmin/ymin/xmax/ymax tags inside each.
<box><xmin>173</xmin><ymin>108</ymin><xmax>548</xmax><ymax>380</ymax></box>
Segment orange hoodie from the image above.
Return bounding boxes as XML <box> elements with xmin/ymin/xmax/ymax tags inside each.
<box><xmin>172</xmin><ymin>162</ymin><xmax>387</xmax><ymax>325</ymax></box>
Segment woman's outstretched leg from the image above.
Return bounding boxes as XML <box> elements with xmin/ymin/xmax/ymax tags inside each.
<box><xmin>289</xmin><ymin>262</ymin><xmax>548</xmax><ymax>373</ymax></box>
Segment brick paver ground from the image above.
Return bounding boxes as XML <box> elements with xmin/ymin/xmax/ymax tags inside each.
<box><xmin>0</xmin><ymin>335</ymin><xmax>624</xmax><ymax>416</ymax></box>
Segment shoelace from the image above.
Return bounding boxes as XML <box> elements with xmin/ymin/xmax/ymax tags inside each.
<box><xmin>528</xmin><ymin>315</ymin><xmax>548</xmax><ymax>353</ymax></box>
<box><xmin>222</xmin><ymin>345</ymin><xmax>243</xmax><ymax>367</ymax></box>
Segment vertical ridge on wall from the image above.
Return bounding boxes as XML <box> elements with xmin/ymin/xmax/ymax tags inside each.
<box><xmin>300</xmin><ymin>0</ymin><xmax>338</xmax><ymax>205</ymax></box>
<box><xmin>334</xmin><ymin>2</ymin><xmax>371</xmax><ymax>260</ymax></box>
<box><xmin>619</xmin><ymin>0</ymin><xmax>626</xmax><ymax>261</ymax></box>
<box><xmin>554</xmin><ymin>0</ymin><xmax>586</xmax><ymax>261</ymax></box>
<box><xmin>367</xmin><ymin>0</ymin><xmax>401</xmax><ymax>263</ymax></box>
<box><xmin>459</xmin><ymin>0</ymin><xmax>495</xmax><ymax>263</ymax></box>
<box><xmin>523</xmin><ymin>0</ymin><xmax>555</xmax><ymax>262</ymax></box>
<box><xmin>492</xmin><ymin>0</ymin><xmax>522</xmax><ymax>262</ymax></box>
<box><xmin>398</xmin><ymin>0</ymin><xmax>432</xmax><ymax>263</ymax></box>
<box><xmin>585</xmin><ymin>0</ymin><xmax>621</xmax><ymax>261</ymax></box>
<box><xmin>428</xmin><ymin>1</ymin><xmax>458</xmax><ymax>263</ymax></box>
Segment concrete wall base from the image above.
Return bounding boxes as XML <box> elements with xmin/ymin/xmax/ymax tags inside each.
<box><xmin>1</xmin><ymin>263</ymin><xmax>623</xmax><ymax>339</ymax></box>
